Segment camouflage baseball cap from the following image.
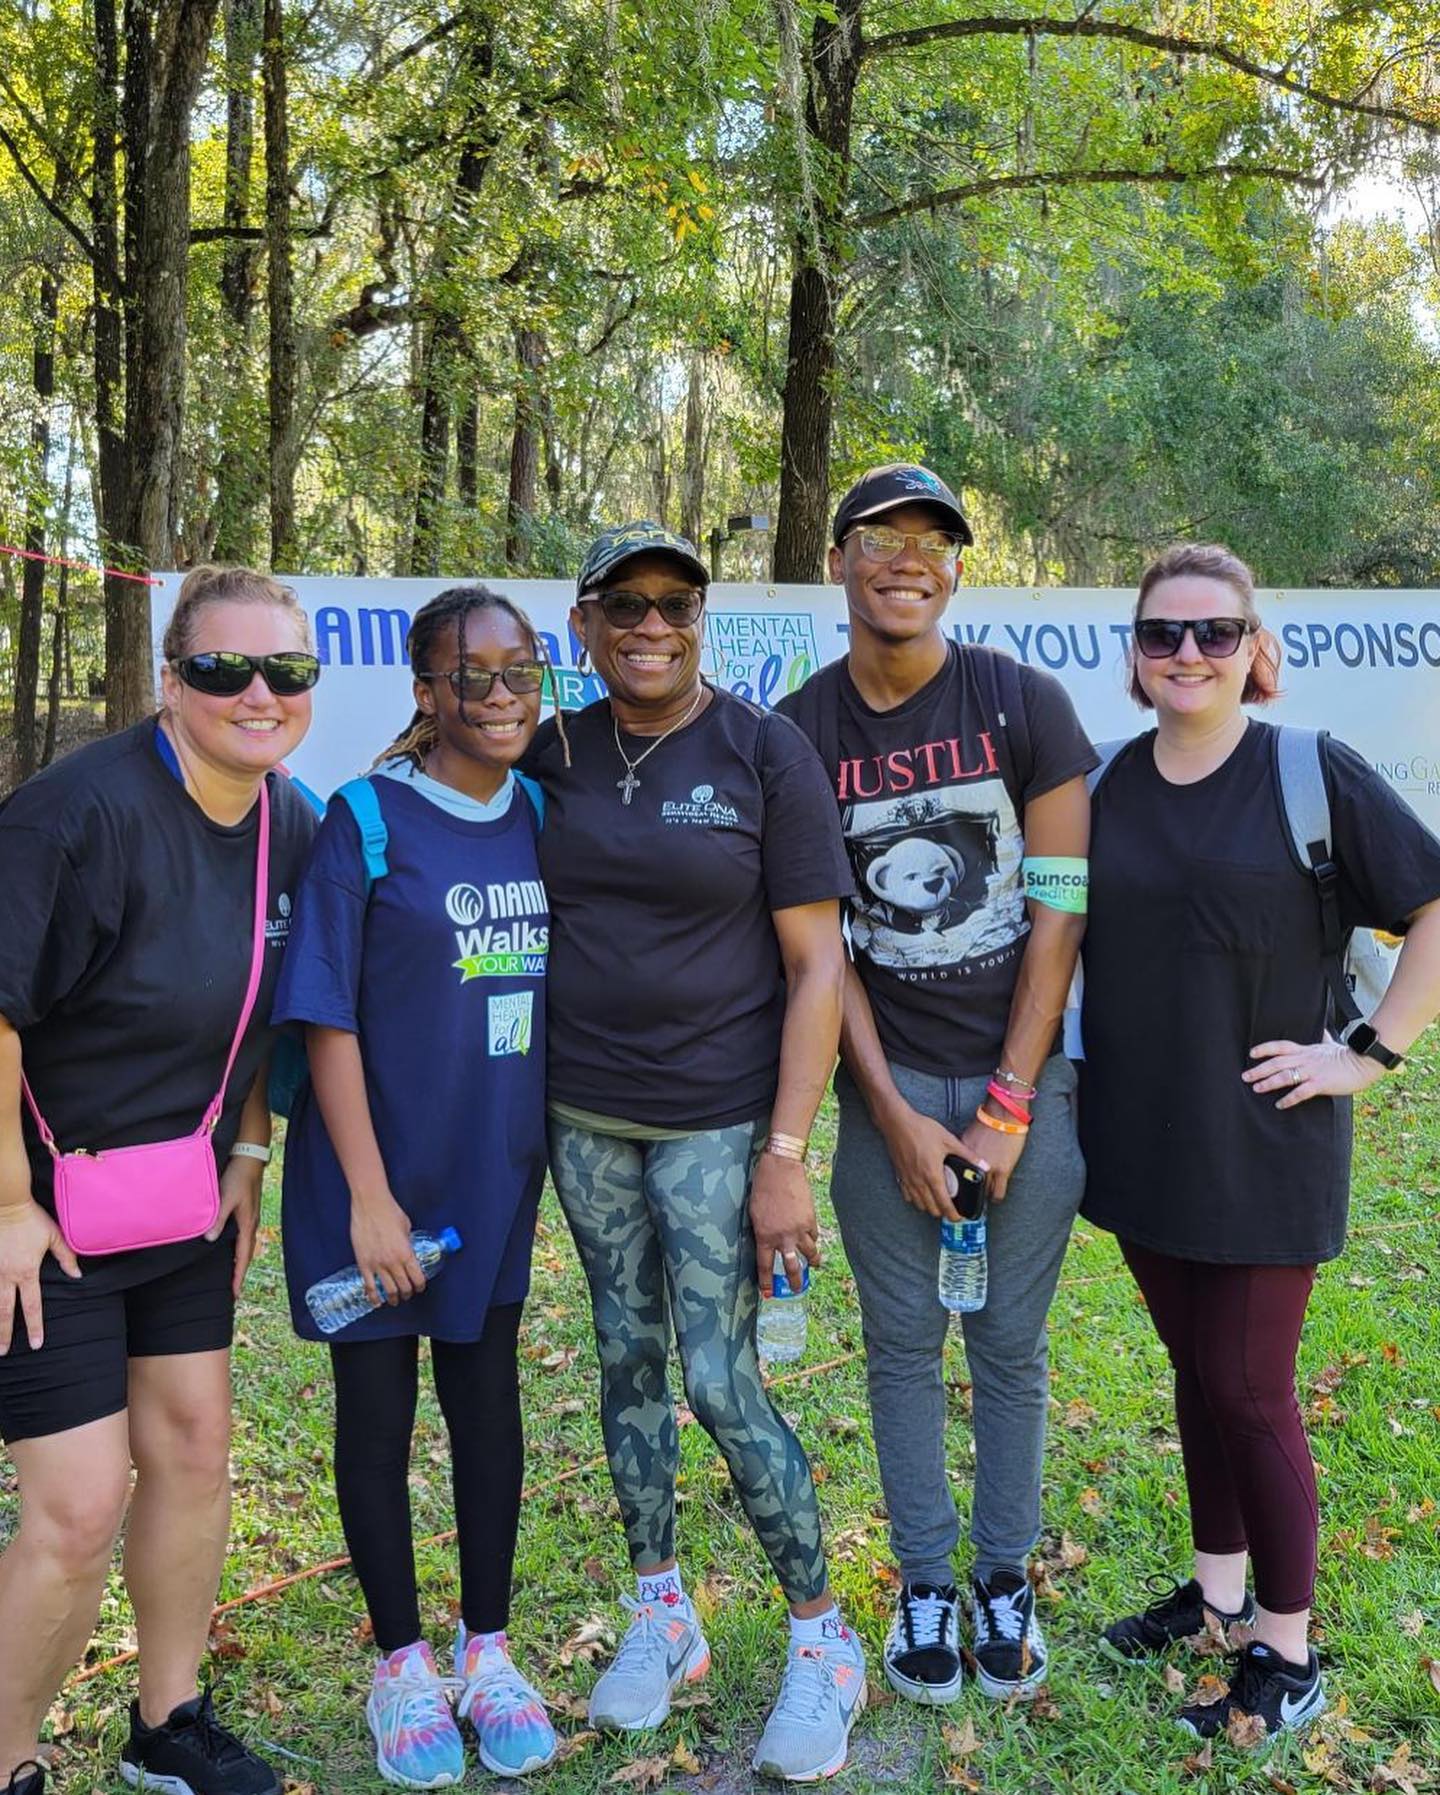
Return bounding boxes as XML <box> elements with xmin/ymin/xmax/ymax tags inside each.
<box><xmin>576</xmin><ymin>520</ymin><xmax>710</xmax><ymax>597</ymax></box>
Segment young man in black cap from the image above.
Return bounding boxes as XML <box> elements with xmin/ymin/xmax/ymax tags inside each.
<box><xmin>777</xmin><ymin>464</ymin><xmax>1096</xmax><ymax>1703</ymax></box>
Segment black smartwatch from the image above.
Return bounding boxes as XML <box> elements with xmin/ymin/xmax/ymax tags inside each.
<box><xmin>1346</xmin><ymin>1023</ymin><xmax>1404</xmax><ymax>1071</ymax></box>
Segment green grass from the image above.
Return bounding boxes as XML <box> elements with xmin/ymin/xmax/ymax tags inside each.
<box><xmin>7</xmin><ymin>1047</ymin><xmax>1440</xmax><ymax>1793</ymax></box>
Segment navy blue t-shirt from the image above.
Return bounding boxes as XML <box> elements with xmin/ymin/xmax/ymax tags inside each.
<box><xmin>273</xmin><ymin>776</ymin><xmax>547</xmax><ymax>1341</ymax></box>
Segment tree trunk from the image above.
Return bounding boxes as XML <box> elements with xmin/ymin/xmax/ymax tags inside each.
<box><xmin>264</xmin><ymin>0</ymin><xmax>298</xmax><ymax>568</ymax></box>
<box><xmin>772</xmin><ymin>0</ymin><xmax>863</xmax><ymax>582</ymax></box>
<box><xmin>679</xmin><ymin>352</ymin><xmax>706</xmax><ymax>549</ymax></box>
<box><xmin>457</xmin><ymin>389</ymin><xmax>479</xmax><ymax>509</ymax></box>
<box><xmin>14</xmin><ymin>271</ymin><xmax>59</xmax><ymax>781</ymax></box>
<box><xmin>42</xmin><ymin>442</ymin><xmax>77</xmax><ymax>768</ymax></box>
<box><xmin>94</xmin><ymin>0</ymin><xmax>128</xmax><ymax>719</ymax></box>
<box><xmin>112</xmin><ymin>0</ymin><xmax>223</xmax><ymax>727</ymax></box>
<box><xmin>410</xmin><ymin>13</ymin><xmax>495</xmax><ymax>575</ymax></box>
<box><xmin>212</xmin><ymin>0</ymin><xmax>263</xmax><ymax>562</ymax></box>
<box><xmin>505</xmin><ymin>327</ymin><xmax>544</xmax><ymax>569</ymax></box>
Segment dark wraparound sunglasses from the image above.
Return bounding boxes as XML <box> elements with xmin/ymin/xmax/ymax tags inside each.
<box><xmin>416</xmin><ymin>661</ymin><xmax>547</xmax><ymax>700</ymax></box>
<box><xmin>580</xmin><ymin>589</ymin><xmax>705</xmax><ymax>629</ymax></box>
<box><xmin>175</xmin><ymin>651</ymin><xmax>321</xmax><ymax>696</ymax></box>
<box><xmin>1133</xmin><ymin>617</ymin><xmax>1256</xmax><ymax>660</ymax></box>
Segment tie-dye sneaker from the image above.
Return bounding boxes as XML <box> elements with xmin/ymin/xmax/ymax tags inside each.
<box><xmin>365</xmin><ymin>1641</ymin><xmax>465</xmax><ymax>1789</ymax></box>
<box><xmin>454</xmin><ymin>1628</ymin><xmax>558</xmax><ymax>1777</ymax></box>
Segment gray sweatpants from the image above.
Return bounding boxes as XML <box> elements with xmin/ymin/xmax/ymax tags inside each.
<box><xmin>830</xmin><ymin>1053</ymin><xmax>1084</xmax><ymax>1586</ymax></box>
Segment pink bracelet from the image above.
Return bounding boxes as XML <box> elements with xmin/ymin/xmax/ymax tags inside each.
<box><xmin>985</xmin><ymin>1081</ymin><xmax>1034</xmax><ymax>1126</ymax></box>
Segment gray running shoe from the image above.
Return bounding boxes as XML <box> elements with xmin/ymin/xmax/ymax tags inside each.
<box><xmin>752</xmin><ymin>1620</ymin><xmax>867</xmax><ymax>1782</ymax></box>
<box><xmin>588</xmin><ymin>1595</ymin><xmax>710</xmax><ymax>1731</ymax></box>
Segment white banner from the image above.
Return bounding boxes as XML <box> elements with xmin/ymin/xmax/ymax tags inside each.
<box><xmin>152</xmin><ymin>577</ymin><xmax>1440</xmax><ymax>832</ymax></box>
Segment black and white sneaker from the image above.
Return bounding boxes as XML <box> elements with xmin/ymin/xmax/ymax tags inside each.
<box><xmin>971</xmin><ymin>1570</ymin><xmax>1047</xmax><ymax>1699</ymax></box>
<box><xmin>1178</xmin><ymin>1642</ymin><xmax>1326</xmax><ymax>1741</ymax></box>
<box><xmin>883</xmin><ymin>1581</ymin><xmax>963</xmax><ymax>1703</ymax></box>
<box><xmin>1100</xmin><ymin>1576</ymin><xmax>1256</xmax><ymax>1664</ymax></box>
<box><xmin>120</xmin><ymin>1690</ymin><xmax>280</xmax><ymax>1795</ymax></box>
<box><xmin>5</xmin><ymin>1762</ymin><xmax>44</xmax><ymax>1795</ymax></box>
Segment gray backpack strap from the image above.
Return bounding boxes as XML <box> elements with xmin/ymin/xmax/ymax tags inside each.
<box><xmin>1086</xmin><ymin>738</ymin><xmax>1126</xmax><ymax>795</ymax></box>
<box><xmin>1273</xmin><ymin>725</ymin><xmax>1360</xmax><ymax>1031</ymax></box>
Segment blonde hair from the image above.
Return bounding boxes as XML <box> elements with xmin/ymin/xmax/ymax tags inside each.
<box><xmin>1129</xmin><ymin>542</ymin><xmax>1280</xmax><ymax>708</ymax></box>
<box><xmin>162</xmin><ymin>564</ymin><xmax>313</xmax><ymax>662</ymax></box>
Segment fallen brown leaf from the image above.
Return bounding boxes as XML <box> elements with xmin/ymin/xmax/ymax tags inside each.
<box><xmin>1078</xmin><ymin>1487</ymin><xmax>1105</xmax><ymax>1517</ymax></box>
<box><xmin>1162</xmin><ymin>1664</ymin><xmax>1187</xmax><ymax>1695</ymax></box>
<box><xmin>671</xmin><ymin>1739</ymin><xmax>702</xmax><ymax>1774</ymax></box>
<box><xmin>1399</xmin><ymin>1610</ymin><xmax>1426</xmax><ymax>1639</ymax></box>
<box><xmin>1056</xmin><ymin>1532</ymin><xmax>1088</xmax><ymax>1569</ymax></box>
<box><xmin>557</xmin><ymin>1614</ymin><xmax>615</xmax><ymax>1667</ymax></box>
<box><xmin>1028</xmin><ymin>1684</ymin><xmax>1062</xmax><ymax>1720</ymax></box>
<box><xmin>942</xmin><ymin>1717</ymin><xmax>981</xmax><ymax>1759</ymax></box>
<box><xmin>1268</xmin><ymin>1774</ymin><xmax>1298</xmax><ymax>1794</ymax></box>
<box><xmin>607</xmin><ymin>1753</ymin><xmax>674</xmax><ymax>1790</ymax></box>
<box><xmin>554</xmin><ymin>1729</ymin><xmax>599</xmax><ymax>1762</ymax></box>
<box><xmin>1181</xmin><ymin>1741</ymin><xmax>1213</xmax><ymax>1774</ymax></box>
<box><xmin>545</xmin><ymin>1690</ymin><xmax>590</xmax><ymax>1721</ymax></box>
<box><xmin>1185</xmin><ymin>1672</ymin><xmax>1230</xmax><ymax>1708</ymax></box>
<box><xmin>1226</xmin><ymin>1709</ymin><xmax>1269</xmax><ymax>1749</ymax></box>
<box><xmin>1062</xmin><ymin>1397</ymin><xmax>1096</xmax><ymax>1429</ymax></box>
<box><xmin>1423</xmin><ymin>1655</ymin><xmax>1440</xmax><ymax>1696</ymax></box>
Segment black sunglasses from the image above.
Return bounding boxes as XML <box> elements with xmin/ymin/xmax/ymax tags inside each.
<box><xmin>1133</xmin><ymin>617</ymin><xmax>1256</xmax><ymax>660</ymax></box>
<box><xmin>174</xmin><ymin>651</ymin><xmax>321</xmax><ymax>696</ymax></box>
<box><xmin>416</xmin><ymin>661</ymin><xmax>546</xmax><ymax>700</ymax></box>
<box><xmin>580</xmin><ymin>588</ymin><xmax>705</xmax><ymax>629</ymax></box>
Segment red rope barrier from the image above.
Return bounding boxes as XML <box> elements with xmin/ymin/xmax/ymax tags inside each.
<box><xmin>0</xmin><ymin>542</ymin><xmax>160</xmax><ymax>586</ymax></box>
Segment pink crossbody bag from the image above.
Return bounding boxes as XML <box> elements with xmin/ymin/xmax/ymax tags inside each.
<box><xmin>20</xmin><ymin>782</ymin><xmax>271</xmax><ymax>1257</ymax></box>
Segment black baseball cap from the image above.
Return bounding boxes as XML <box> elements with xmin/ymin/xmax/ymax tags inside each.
<box><xmin>576</xmin><ymin>520</ymin><xmax>710</xmax><ymax>597</ymax></box>
<box><xmin>832</xmin><ymin>463</ymin><xmax>973</xmax><ymax>548</ymax></box>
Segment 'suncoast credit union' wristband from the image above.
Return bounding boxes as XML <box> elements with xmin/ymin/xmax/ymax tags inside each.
<box><xmin>1021</xmin><ymin>856</ymin><xmax>1088</xmax><ymax>914</ymax></box>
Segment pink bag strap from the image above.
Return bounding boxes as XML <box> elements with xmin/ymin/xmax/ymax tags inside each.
<box><xmin>20</xmin><ymin>779</ymin><xmax>273</xmax><ymax>1153</ymax></box>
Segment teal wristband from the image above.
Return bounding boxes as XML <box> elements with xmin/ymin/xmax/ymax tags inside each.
<box><xmin>1022</xmin><ymin>856</ymin><xmax>1088</xmax><ymax>914</ymax></box>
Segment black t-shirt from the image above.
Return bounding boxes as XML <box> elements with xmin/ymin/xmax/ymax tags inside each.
<box><xmin>0</xmin><ymin>719</ymin><xmax>317</xmax><ymax>1290</ymax></box>
<box><xmin>527</xmin><ymin>688</ymin><xmax>853</xmax><ymax>1128</ymax></box>
<box><xmin>778</xmin><ymin>643</ymin><xmax>1097</xmax><ymax>1072</ymax></box>
<box><xmin>1080</xmin><ymin>721</ymin><xmax>1440</xmax><ymax>1264</ymax></box>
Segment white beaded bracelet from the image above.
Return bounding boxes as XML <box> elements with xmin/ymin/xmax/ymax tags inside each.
<box><xmin>229</xmin><ymin>1141</ymin><xmax>272</xmax><ymax>1165</ymax></box>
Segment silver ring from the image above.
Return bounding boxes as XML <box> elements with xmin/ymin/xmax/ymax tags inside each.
<box><xmin>1291</xmin><ymin>1067</ymin><xmax>1301</xmax><ymax>1085</ymax></box>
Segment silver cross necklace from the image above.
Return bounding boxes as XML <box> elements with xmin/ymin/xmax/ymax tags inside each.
<box><xmin>612</xmin><ymin>685</ymin><xmax>706</xmax><ymax>805</ymax></box>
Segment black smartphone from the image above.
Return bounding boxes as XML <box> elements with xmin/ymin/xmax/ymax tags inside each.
<box><xmin>944</xmin><ymin>1155</ymin><xmax>987</xmax><ymax>1219</ymax></box>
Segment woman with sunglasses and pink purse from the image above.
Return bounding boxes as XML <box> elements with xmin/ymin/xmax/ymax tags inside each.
<box><xmin>0</xmin><ymin>565</ymin><xmax>320</xmax><ymax>1795</ymax></box>
<box><xmin>1079</xmin><ymin>543</ymin><xmax>1440</xmax><ymax>1741</ymax></box>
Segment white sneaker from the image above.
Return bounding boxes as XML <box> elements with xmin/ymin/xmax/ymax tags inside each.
<box><xmin>752</xmin><ymin>1619</ymin><xmax>868</xmax><ymax>1782</ymax></box>
<box><xmin>588</xmin><ymin>1594</ymin><xmax>711</xmax><ymax>1731</ymax></box>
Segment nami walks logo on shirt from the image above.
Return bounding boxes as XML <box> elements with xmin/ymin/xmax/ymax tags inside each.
<box><xmin>445</xmin><ymin>879</ymin><xmax>549</xmax><ymax>984</ymax></box>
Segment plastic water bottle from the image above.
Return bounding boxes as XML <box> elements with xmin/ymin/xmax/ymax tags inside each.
<box><xmin>756</xmin><ymin>1251</ymin><xmax>809</xmax><ymax>1364</ymax></box>
<box><xmin>938</xmin><ymin>1159</ymin><xmax>988</xmax><ymax>1314</ymax></box>
<box><xmin>305</xmin><ymin>1227</ymin><xmax>464</xmax><ymax>1334</ymax></box>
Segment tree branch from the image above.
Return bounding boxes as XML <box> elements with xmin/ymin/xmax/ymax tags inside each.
<box><xmin>860</xmin><ymin>15</ymin><xmax>1440</xmax><ymax>137</ymax></box>
<box><xmin>850</xmin><ymin>161</ymin><xmax>1324</xmax><ymax>230</ymax></box>
<box><xmin>190</xmin><ymin>220</ymin><xmax>332</xmax><ymax>242</ymax></box>
<box><xmin>0</xmin><ymin>121</ymin><xmax>96</xmax><ymax>261</ymax></box>
<box><xmin>323</xmin><ymin>282</ymin><xmax>427</xmax><ymax>342</ymax></box>
<box><xmin>372</xmin><ymin>13</ymin><xmax>460</xmax><ymax>79</ymax></box>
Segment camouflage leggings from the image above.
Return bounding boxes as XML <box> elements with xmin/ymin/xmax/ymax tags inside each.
<box><xmin>548</xmin><ymin>1117</ymin><xmax>828</xmax><ymax>1604</ymax></box>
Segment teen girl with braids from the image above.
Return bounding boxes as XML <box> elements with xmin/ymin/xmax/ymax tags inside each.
<box><xmin>274</xmin><ymin>585</ymin><xmax>565</xmax><ymax>1788</ymax></box>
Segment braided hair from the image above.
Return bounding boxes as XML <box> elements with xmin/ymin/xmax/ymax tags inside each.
<box><xmin>375</xmin><ymin>583</ymin><xmax>570</xmax><ymax>769</ymax></box>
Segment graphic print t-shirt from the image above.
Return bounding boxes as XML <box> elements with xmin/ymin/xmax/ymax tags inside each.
<box><xmin>779</xmin><ymin>643</ymin><xmax>1097</xmax><ymax>1073</ymax></box>
<box><xmin>272</xmin><ymin>777</ymin><xmax>548</xmax><ymax>1340</ymax></box>
<box><xmin>527</xmin><ymin>689</ymin><xmax>853</xmax><ymax>1129</ymax></box>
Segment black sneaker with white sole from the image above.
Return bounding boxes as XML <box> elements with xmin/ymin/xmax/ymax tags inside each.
<box><xmin>883</xmin><ymin>1581</ymin><xmax>963</xmax><ymax>1703</ymax></box>
<box><xmin>1178</xmin><ymin>1641</ymin><xmax>1326</xmax><ymax>1740</ymax></box>
<box><xmin>1101</xmin><ymin>1576</ymin><xmax>1256</xmax><ymax>1664</ymax></box>
<box><xmin>971</xmin><ymin>1570</ymin><xmax>1047</xmax><ymax>1698</ymax></box>
<box><xmin>5</xmin><ymin>1762</ymin><xmax>44</xmax><ymax>1795</ymax></box>
<box><xmin>120</xmin><ymin>1691</ymin><xmax>279</xmax><ymax>1795</ymax></box>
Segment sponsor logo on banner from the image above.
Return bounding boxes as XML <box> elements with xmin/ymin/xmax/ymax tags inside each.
<box><xmin>487</xmin><ymin>991</ymin><xmax>534</xmax><ymax>1056</ymax></box>
<box><xmin>447</xmin><ymin>878</ymin><xmax>549</xmax><ymax>982</ymax></box>
<box><xmin>661</xmin><ymin>782</ymin><xmax>742</xmax><ymax>828</ymax></box>
<box><xmin>707</xmin><ymin>611</ymin><xmax>818</xmax><ymax>706</ymax></box>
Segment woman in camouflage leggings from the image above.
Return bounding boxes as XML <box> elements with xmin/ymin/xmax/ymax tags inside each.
<box><xmin>525</xmin><ymin>522</ymin><xmax>866</xmax><ymax>1783</ymax></box>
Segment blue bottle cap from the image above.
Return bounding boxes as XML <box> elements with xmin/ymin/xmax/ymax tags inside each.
<box><xmin>439</xmin><ymin>1227</ymin><xmax>463</xmax><ymax>1252</ymax></box>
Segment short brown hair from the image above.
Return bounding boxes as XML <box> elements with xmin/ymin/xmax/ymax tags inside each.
<box><xmin>1128</xmin><ymin>542</ymin><xmax>1280</xmax><ymax>708</ymax></box>
<box><xmin>161</xmin><ymin>564</ymin><xmax>313</xmax><ymax>663</ymax></box>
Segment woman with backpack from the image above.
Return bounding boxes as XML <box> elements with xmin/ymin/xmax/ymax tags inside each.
<box><xmin>273</xmin><ymin>586</ymin><xmax>558</xmax><ymax>1787</ymax></box>
<box><xmin>1081</xmin><ymin>543</ymin><xmax>1440</xmax><ymax>1738</ymax></box>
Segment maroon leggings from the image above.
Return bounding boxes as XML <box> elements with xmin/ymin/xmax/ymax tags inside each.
<box><xmin>1119</xmin><ymin>1241</ymin><xmax>1318</xmax><ymax>1614</ymax></box>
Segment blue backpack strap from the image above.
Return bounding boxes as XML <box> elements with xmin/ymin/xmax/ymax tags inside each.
<box><xmin>1086</xmin><ymin>738</ymin><xmax>1127</xmax><ymax>795</ymax></box>
<box><xmin>334</xmin><ymin>776</ymin><xmax>389</xmax><ymax>891</ymax></box>
<box><xmin>1272</xmin><ymin>725</ymin><xmax>1359</xmax><ymax>1031</ymax></box>
<box><xmin>515</xmin><ymin>772</ymin><xmax>546</xmax><ymax>829</ymax></box>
